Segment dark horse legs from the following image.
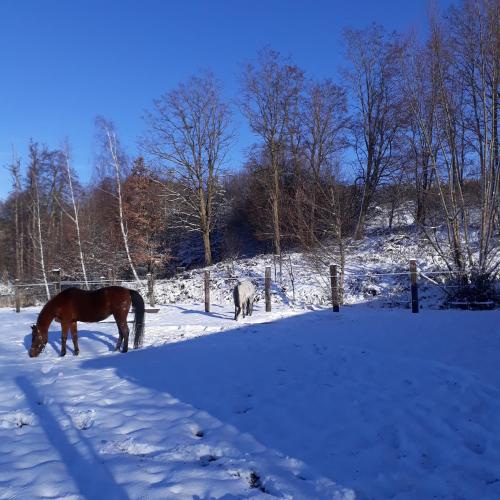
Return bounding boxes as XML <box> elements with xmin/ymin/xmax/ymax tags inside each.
<box><xmin>61</xmin><ymin>322</ymin><xmax>69</xmax><ymax>356</ymax></box>
<box><xmin>61</xmin><ymin>321</ymin><xmax>79</xmax><ymax>356</ymax></box>
<box><xmin>70</xmin><ymin>321</ymin><xmax>79</xmax><ymax>355</ymax></box>
<box><xmin>114</xmin><ymin>314</ymin><xmax>129</xmax><ymax>353</ymax></box>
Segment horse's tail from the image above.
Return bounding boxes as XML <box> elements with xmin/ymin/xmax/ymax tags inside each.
<box><xmin>130</xmin><ymin>289</ymin><xmax>145</xmax><ymax>349</ymax></box>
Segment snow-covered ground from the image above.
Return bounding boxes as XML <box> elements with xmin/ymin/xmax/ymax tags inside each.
<box><xmin>131</xmin><ymin>229</ymin><xmax>452</xmax><ymax>309</ymax></box>
<box><xmin>1</xmin><ymin>302</ymin><xmax>499</xmax><ymax>499</ymax></box>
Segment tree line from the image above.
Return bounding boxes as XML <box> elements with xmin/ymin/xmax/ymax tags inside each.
<box><xmin>0</xmin><ymin>0</ymin><xmax>498</xmax><ymax>298</ymax></box>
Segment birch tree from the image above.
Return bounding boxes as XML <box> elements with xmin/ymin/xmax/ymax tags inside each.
<box><xmin>52</xmin><ymin>146</ymin><xmax>89</xmax><ymax>287</ymax></box>
<box><xmin>96</xmin><ymin>117</ymin><xmax>140</xmax><ymax>282</ymax></box>
<box><xmin>27</xmin><ymin>144</ymin><xmax>50</xmax><ymax>299</ymax></box>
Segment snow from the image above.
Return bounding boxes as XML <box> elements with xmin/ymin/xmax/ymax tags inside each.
<box><xmin>124</xmin><ymin>231</ymin><xmax>451</xmax><ymax>310</ymax></box>
<box><xmin>1</xmin><ymin>301</ymin><xmax>499</xmax><ymax>499</ymax></box>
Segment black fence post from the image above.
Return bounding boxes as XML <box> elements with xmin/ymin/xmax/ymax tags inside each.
<box><xmin>15</xmin><ymin>279</ymin><xmax>21</xmax><ymax>313</ymax></box>
<box><xmin>410</xmin><ymin>259</ymin><xmax>419</xmax><ymax>313</ymax></box>
<box><xmin>204</xmin><ymin>271</ymin><xmax>210</xmax><ymax>313</ymax></box>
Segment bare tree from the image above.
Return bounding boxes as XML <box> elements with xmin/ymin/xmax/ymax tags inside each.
<box><xmin>8</xmin><ymin>149</ymin><xmax>24</xmax><ymax>280</ymax></box>
<box><xmin>240</xmin><ymin>48</ymin><xmax>304</xmax><ymax>256</ymax></box>
<box><xmin>402</xmin><ymin>0</ymin><xmax>499</xmax><ymax>289</ymax></box>
<box><xmin>144</xmin><ymin>71</ymin><xmax>232</xmax><ymax>266</ymax></box>
<box><xmin>27</xmin><ymin>144</ymin><xmax>50</xmax><ymax>299</ymax></box>
<box><xmin>53</xmin><ymin>146</ymin><xmax>89</xmax><ymax>287</ymax></box>
<box><xmin>451</xmin><ymin>0</ymin><xmax>499</xmax><ymax>274</ymax></box>
<box><xmin>344</xmin><ymin>25</ymin><xmax>404</xmax><ymax>239</ymax></box>
<box><xmin>96</xmin><ymin>117</ymin><xmax>140</xmax><ymax>282</ymax></box>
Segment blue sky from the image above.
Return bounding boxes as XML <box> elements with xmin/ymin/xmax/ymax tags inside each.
<box><xmin>0</xmin><ymin>0</ymin><xmax>451</xmax><ymax>200</ymax></box>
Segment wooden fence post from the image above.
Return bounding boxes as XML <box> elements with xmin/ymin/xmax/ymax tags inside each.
<box><xmin>410</xmin><ymin>259</ymin><xmax>419</xmax><ymax>313</ymax></box>
<box><xmin>204</xmin><ymin>271</ymin><xmax>210</xmax><ymax>313</ymax></box>
<box><xmin>109</xmin><ymin>268</ymin><xmax>115</xmax><ymax>285</ymax></box>
<box><xmin>147</xmin><ymin>273</ymin><xmax>156</xmax><ymax>308</ymax></box>
<box><xmin>265</xmin><ymin>266</ymin><xmax>271</xmax><ymax>312</ymax></box>
<box><xmin>330</xmin><ymin>264</ymin><xmax>340</xmax><ymax>312</ymax></box>
<box><xmin>15</xmin><ymin>279</ymin><xmax>21</xmax><ymax>313</ymax></box>
<box><xmin>52</xmin><ymin>269</ymin><xmax>61</xmax><ymax>294</ymax></box>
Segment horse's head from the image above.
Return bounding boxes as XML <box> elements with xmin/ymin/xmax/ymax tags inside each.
<box><xmin>29</xmin><ymin>324</ymin><xmax>46</xmax><ymax>358</ymax></box>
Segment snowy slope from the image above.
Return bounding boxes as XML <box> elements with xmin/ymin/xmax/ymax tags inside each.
<box><xmin>138</xmin><ymin>229</ymin><xmax>451</xmax><ymax>309</ymax></box>
<box><xmin>1</xmin><ymin>302</ymin><xmax>499</xmax><ymax>499</ymax></box>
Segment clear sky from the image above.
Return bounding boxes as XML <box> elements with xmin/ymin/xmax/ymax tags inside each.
<box><xmin>0</xmin><ymin>0</ymin><xmax>452</xmax><ymax>200</ymax></box>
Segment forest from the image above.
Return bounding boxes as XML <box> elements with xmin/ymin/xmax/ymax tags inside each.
<box><xmin>0</xmin><ymin>0</ymin><xmax>498</xmax><ymax>300</ymax></box>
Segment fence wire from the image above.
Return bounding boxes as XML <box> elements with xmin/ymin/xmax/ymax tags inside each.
<box><xmin>2</xmin><ymin>263</ymin><xmax>497</xmax><ymax>311</ymax></box>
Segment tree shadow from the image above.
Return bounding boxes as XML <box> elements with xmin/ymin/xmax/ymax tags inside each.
<box><xmin>82</xmin><ymin>310</ymin><xmax>353</xmax><ymax>482</ymax></box>
<box><xmin>81</xmin><ymin>305</ymin><xmax>453</xmax><ymax>498</ymax></box>
<box><xmin>15</xmin><ymin>375</ymin><xmax>129</xmax><ymax>500</ymax></box>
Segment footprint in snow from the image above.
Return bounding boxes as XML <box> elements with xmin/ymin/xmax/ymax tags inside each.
<box><xmin>100</xmin><ymin>437</ymin><xmax>161</xmax><ymax>456</ymax></box>
<box><xmin>199</xmin><ymin>454</ymin><xmax>220</xmax><ymax>466</ymax></box>
<box><xmin>0</xmin><ymin>411</ymin><xmax>34</xmax><ymax>429</ymax></box>
<box><xmin>235</xmin><ymin>406</ymin><xmax>252</xmax><ymax>414</ymax></box>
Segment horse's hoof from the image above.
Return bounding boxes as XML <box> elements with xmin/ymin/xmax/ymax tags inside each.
<box><xmin>121</xmin><ymin>348</ymin><xmax>128</xmax><ymax>353</ymax></box>
<box><xmin>60</xmin><ymin>351</ymin><xmax>66</xmax><ymax>357</ymax></box>
<box><xmin>73</xmin><ymin>350</ymin><xmax>79</xmax><ymax>356</ymax></box>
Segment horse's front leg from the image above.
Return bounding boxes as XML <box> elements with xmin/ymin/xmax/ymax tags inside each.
<box><xmin>70</xmin><ymin>321</ymin><xmax>80</xmax><ymax>356</ymax></box>
<box><xmin>60</xmin><ymin>322</ymin><xmax>69</xmax><ymax>356</ymax></box>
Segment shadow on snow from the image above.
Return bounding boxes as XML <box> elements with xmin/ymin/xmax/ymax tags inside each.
<box><xmin>15</xmin><ymin>375</ymin><xmax>129</xmax><ymax>500</ymax></box>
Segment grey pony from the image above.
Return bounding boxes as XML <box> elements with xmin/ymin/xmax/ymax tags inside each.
<box><xmin>233</xmin><ymin>281</ymin><xmax>255</xmax><ymax>320</ymax></box>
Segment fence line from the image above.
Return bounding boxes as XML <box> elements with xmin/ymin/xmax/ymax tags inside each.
<box><xmin>4</xmin><ymin>259</ymin><xmax>496</xmax><ymax>313</ymax></box>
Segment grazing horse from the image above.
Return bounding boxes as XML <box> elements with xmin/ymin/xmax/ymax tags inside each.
<box><xmin>28</xmin><ymin>286</ymin><xmax>145</xmax><ymax>358</ymax></box>
<box><xmin>233</xmin><ymin>281</ymin><xmax>255</xmax><ymax>320</ymax></box>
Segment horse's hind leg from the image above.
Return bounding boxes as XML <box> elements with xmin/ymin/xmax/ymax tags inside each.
<box><xmin>70</xmin><ymin>321</ymin><xmax>80</xmax><ymax>356</ymax></box>
<box><xmin>60</xmin><ymin>322</ymin><xmax>69</xmax><ymax>356</ymax></box>
<box><xmin>114</xmin><ymin>313</ymin><xmax>129</xmax><ymax>353</ymax></box>
<box><xmin>114</xmin><ymin>320</ymin><xmax>124</xmax><ymax>352</ymax></box>
<box><xmin>121</xmin><ymin>322</ymin><xmax>130</xmax><ymax>353</ymax></box>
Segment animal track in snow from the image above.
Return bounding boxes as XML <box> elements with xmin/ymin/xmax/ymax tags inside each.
<box><xmin>99</xmin><ymin>437</ymin><xmax>161</xmax><ymax>456</ymax></box>
<box><xmin>71</xmin><ymin>409</ymin><xmax>95</xmax><ymax>430</ymax></box>
<box><xmin>0</xmin><ymin>411</ymin><xmax>34</xmax><ymax>429</ymax></box>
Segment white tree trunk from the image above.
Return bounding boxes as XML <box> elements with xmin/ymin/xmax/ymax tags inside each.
<box><xmin>64</xmin><ymin>154</ymin><xmax>89</xmax><ymax>289</ymax></box>
<box><xmin>33</xmin><ymin>177</ymin><xmax>50</xmax><ymax>300</ymax></box>
<box><xmin>105</xmin><ymin>128</ymin><xmax>140</xmax><ymax>283</ymax></box>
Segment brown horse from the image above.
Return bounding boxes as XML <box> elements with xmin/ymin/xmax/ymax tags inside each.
<box><xmin>28</xmin><ymin>286</ymin><xmax>145</xmax><ymax>358</ymax></box>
